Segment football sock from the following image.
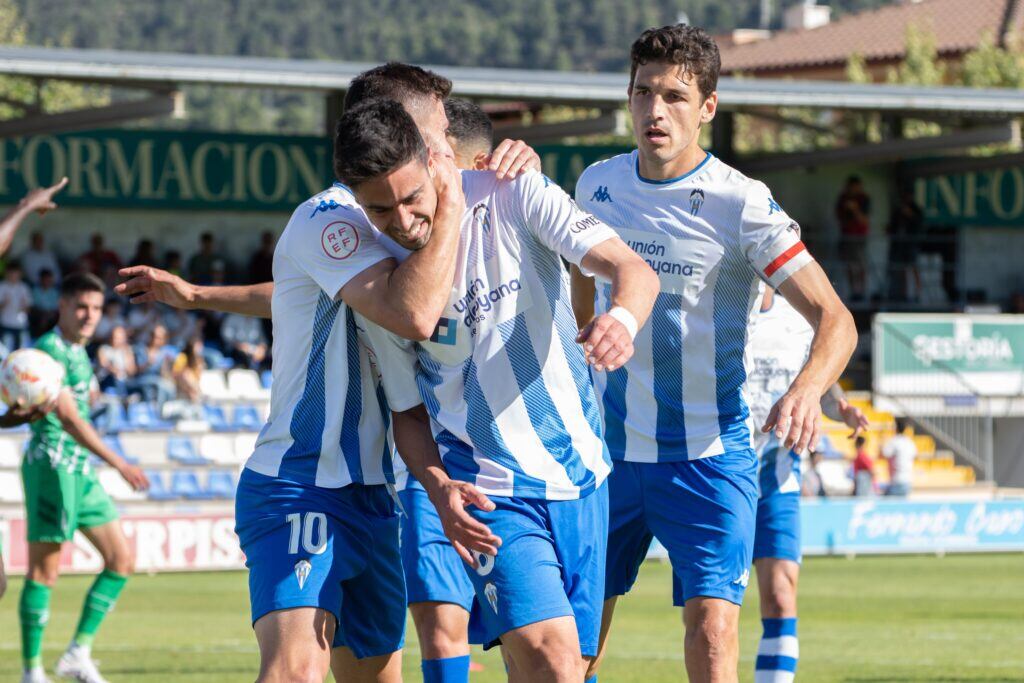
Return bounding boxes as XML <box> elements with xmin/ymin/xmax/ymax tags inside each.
<box><xmin>422</xmin><ymin>655</ymin><xmax>471</xmax><ymax>683</ymax></box>
<box><xmin>72</xmin><ymin>569</ymin><xmax>128</xmax><ymax>648</ymax></box>
<box><xmin>586</xmin><ymin>677</ymin><xmax>599</xmax><ymax>682</ymax></box>
<box><xmin>19</xmin><ymin>580</ymin><xmax>51</xmax><ymax>670</ymax></box>
<box><xmin>756</xmin><ymin>617</ymin><xmax>798</xmax><ymax>682</ymax></box>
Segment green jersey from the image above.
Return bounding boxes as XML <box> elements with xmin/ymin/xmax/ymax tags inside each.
<box><xmin>27</xmin><ymin>328</ymin><xmax>94</xmax><ymax>474</ymax></box>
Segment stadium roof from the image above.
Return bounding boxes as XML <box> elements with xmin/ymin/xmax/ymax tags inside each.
<box><xmin>1</xmin><ymin>46</ymin><xmax>1024</xmax><ymax>116</ymax></box>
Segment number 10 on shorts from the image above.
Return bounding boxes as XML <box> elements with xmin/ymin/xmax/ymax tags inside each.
<box><xmin>286</xmin><ymin>512</ymin><xmax>328</xmax><ymax>555</ymax></box>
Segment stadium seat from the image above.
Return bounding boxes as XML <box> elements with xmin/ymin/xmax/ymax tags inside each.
<box><xmin>167</xmin><ymin>437</ymin><xmax>208</xmax><ymax>466</ymax></box>
<box><xmin>227</xmin><ymin>369</ymin><xmax>270</xmax><ymax>400</ymax></box>
<box><xmin>0</xmin><ymin>470</ymin><xmax>23</xmax><ymax>502</ymax></box>
<box><xmin>146</xmin><ymin>471</ymin><xmax>177</xmax><ymax>501</ymax></box>
<box><xmin>199</xmin><ymin>434</ymin><xmax>237</xmax><ymax>465</ymax></box>
<box><xmin>205</xmin><ymin>470</ymin><xmax>236</xmax><ymax>499</ymax></box>
<box><xmin>98</xmin><ymin>468</ymin><xmax>146</xmax><ymax>502</ymax></box>
<box><xmin>127</xmin><ymin>402</ymin><xmax>172</xmax><ymax>431</ymax></box>
<box><xmin>171</xmin><ymin>470</ymin><xmax>208</xmax><ymax>500</ymax></box>
<box><xmin>199</xmin><ymin>371</ymin><xmax>232</xmax><ymax>401</ymax></box>
<box><xmin>203</xmin><ymin>404</ymin><xmax>231</xmax><ymax>432</ymax></box>
<box><xmin>230</xmin><ymin>404</ymin><xmax>261</xmax><ymax>431</ymax></box>
<box><xmin>95</xmin><ymin>400</ymin><xmax>129</xmax><ymax>433</ymax></box>
<box><xmin>260</xmin><ymin>370</ymin><xmax>273</xmax><ymax>389</ymax></box>
<box><xmin>0</xmin><ymin>438</ymin><xmax>22</xmax><ymax>468</ymax></box>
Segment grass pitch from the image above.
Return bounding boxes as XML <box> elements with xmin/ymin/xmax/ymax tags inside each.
<box><xmin>1</xmin><ymin>554</ymin><xmax>1022</xmax><ymax>681</ymax></box>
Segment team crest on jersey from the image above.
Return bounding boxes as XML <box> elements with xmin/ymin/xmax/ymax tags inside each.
<box><xmin>430</xmin><ymin>317</ymin><xmax>458</xmax><ymax>346</ymax></box>
<box><xmin>294</xmin><ymin>559</ymin><xmax>312</xmax><ymax>590</ymax></box>
<box><xmin>689</xmin><ymin>188</ymin><xmax>705</xmax><ymax>216</ymax></box>
<box><xmin>484</xmin><ymin>582</ymin><xmax>499</xmax><ymax>613</ymax></box>
<box><xmin>787</xmin><ymin>221</ymin><xmax>801</xmax><ymax>236</ymax></box>
<box><xmin>321</xmin><ymin>221</ymin><xmax>360</xmax><ymax>260</ymax></box>
<box><xmin>472</xmin><ymin>203</ymin><xmax>497</xmax><ymax>261</ymax></box>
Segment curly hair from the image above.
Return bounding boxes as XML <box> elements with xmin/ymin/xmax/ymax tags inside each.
<box><xmin>629</xmin><ymin>24</ymin><xmax>721</xmax><ymax>100</ymax></box>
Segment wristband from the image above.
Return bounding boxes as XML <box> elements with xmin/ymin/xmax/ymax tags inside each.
<box><xmin>607</xmin><ymin>306</ymin><xmax>638</xmax><ymax>341</ymax></box>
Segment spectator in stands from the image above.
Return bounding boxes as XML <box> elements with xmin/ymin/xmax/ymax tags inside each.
<box><xmin>133</xmin><ymin>323</ymin><xmax>175</xmax><ymax>405</ymax></box>
<box><xmin>20</xmin><ymin>231</ymin><xmax>61</xmax><ymax>286</ymax></box>
<box><xmin>163</xmin><ymin>306</ymin><xmax>200</xmax><ymax>349</ymax></box>
<box><xmin>97</xmin><ymin>325</ymin><xmax>137</xmax><ymax>397</ymax></box>
<box><xmin>171</xmin><ymin>336</ymin><xmax>206</xmax><ymax>404</ymax></box>
<box><xmin>882</xmin><ymin>417</ymin><xmax>918</xmax><ymax>496</ymax></box>
<box><xmin>29</xmin><ymin>268</ymin><xmax>60</xmax><ymax>337</ymax></box>
<box><xmin>126</xmin><ymin>301</ymin><xmax>162</xmax><ymax>341</ymax></box>
<box><xmin>0</xmin><ymin>261</ymin><xmax>32</xmax><ymax>351</ymax></box>
<box><xmin>886</xmin><ymin>185</ymin><xmax>924</xmax><ymax>302</ymax></box>
<box><xmin>249</xmin><ymin>230</ymin><xmax>275</xmax><ymax>284</ymax></box>
<box><xmin>852</xmin><ymin>435</ymin><xmax>875</xmax><ymax>496</ymax></box>
<box><xmin>78</xmin><ymin>233</ymin><xmax>123</xmax><ymax>277</ymax></box>
<box><xmin>93</xmin><ymin>299</ymin><xmax>128</xmax><ymax>346</ymax></box>
<box><xmin>129</xmin><ymin>238</ymin><xmax>158</xmax><ymax>268</ymax></box>
<box><xmin>801</xmin><ymin>450</ymin><xmax>827</xmax><ymax>498</ymax></box>
<box><xmin>221</xmin><ymin>312</ymin><xmax>268</xmax><ymax>370</ymax></box>
<box><xmin>187</xmin><ymin>232</ymin><xmax>226</xmax><ymax>285</ymax></box>
<box><xmin>836</xmin><ymin>175</ymin><xmax>870</xmax><ymax>301</ymax></box>
<box><xmin>165</xmin><ymin>250</ymin><xmax>183</xmax><ymax>277</ymax></box>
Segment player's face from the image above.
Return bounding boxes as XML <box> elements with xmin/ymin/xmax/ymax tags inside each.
<box><xmin>354</xmin><ymin>157</ymin><xmax>438</xmax><ymax>251</ymax></box>
<box><xmin>58</xmin><ymin>291</ymin><xmax>104</xmax><ymax>342</ymax></box>
<box><xmin>628</xmin><ymin>62</ymin><xmax>717</xmax><ymax>171</ymax></box>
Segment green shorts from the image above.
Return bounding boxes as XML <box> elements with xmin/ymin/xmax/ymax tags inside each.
<box><xmin>21</xmin><ymin>459</ymin><xmax>119</xmax><ymax>543</ymax></box>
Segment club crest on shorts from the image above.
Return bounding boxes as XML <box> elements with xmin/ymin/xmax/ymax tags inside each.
<box><xmin>294</xmin><ymin>559</ymin><xmax>312</xmax><ymax>590</ymax></box>
<box><xmin>484</xmin><ymin>582</ymin><xmax>498</xmax><ymax>613</ymax></box>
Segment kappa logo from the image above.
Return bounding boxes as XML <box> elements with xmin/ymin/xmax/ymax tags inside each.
<box><xmin>768</xmin><ymin>197</ymin><xmax>782</xmax><ymax>215</ymax></box>
<box><xmin>294</xmin><ymin>559</ymin><xmax>312</xmax><ymax>590</ymax></box>
<box><xmin>484</xmin><ymin>582</ymin><xmax>499</xmax><ymax>613</ymax></box>
<box><xmin>689</xmin><ymin>188</ymin><xmax>705</xmax><ymax>216</ymax></box>
<box><xmin>733</xmin><ymin>569</ymin><xmax>750</xmax><ymax>588</ymax></box>
<box><xmin>309</xmin><ymin>198</ymin><xmax>342</xmax><ymax>218</ymax></box>
<box><xmin>472</xmin><ymin>550</ymin><xmax>495</xmax><ymax>577</ymax></box>
<box><xmin>430</xmin><ymin>317</ymin><xmax>458</xmax><ymax>346</ymax></box>
<box><xmin>590</xmin><ymin>185</ymin><xmax>613</xmax><ymax>203</ymax></box>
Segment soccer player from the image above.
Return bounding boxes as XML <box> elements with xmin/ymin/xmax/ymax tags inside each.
<box><xmin>116</xmin><ymin>65</ymin><xmax>541</xmax><ymax>683</ymax></box>
<box><xmin>741</xmin><ymin>286</ymin><xmax>868</xmax><ymax>682</ymax></box>
<box><xmin>18</xmin><ymin>272</ymin><xmax>150</xmax><ymax>683</ymax></box>
<box><xmin>0</xmin><ymin>177</ymin><xmax>70</xmax><ymax>604</ymax></box>
<box><xmin>572</xmin><ymin>24</ymin><xmax>856</xmax><ymax>682</ymax></box>
<box><xmin>341</xmin><ymin>98</ymin><xmax>660</xmax><ymax>682</ymax></box>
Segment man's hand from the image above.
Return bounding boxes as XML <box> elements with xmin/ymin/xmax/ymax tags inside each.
<box><xmin>427</xmin><ymin>478</ymin><xmax>501</xmax><ymax>567</ymax></box>
<box><xmin>117</xmin><ymin>462</ymin><xmax>150</xmax><ymax>491</ymax></box>
<box><xmin>762</xmin><ymin>381</ymin><xmax>823</xmax><ymax>453</ymax></box>
<box><xmin>487</xmin><ymin>139</ymin><xmax>541</xmax><ymax>180</ymax></box>
<box><xmin>839</xmin><ymin>398</ymin><xmax>869</xmax><ymax>439</ymax></box>
<box><xmin>433</xmin><ymin>152</ymin><xmax>467</xmax><ymax>217</ymax></box>
<box><xmin>577</xmin><ymin>314</ymin><xmax>634</xmax><ymax>372</ymax></box>
<box><xmin>116</xmin><ymin>266</ymin><xmax>197</xmax><ymax>308</ymax></box>
<box><xmin>0</xmin><ymin>399</ymin><xmax>57</xmax><ymax>428</ymax></box>
<box><xmin>20</xmin><ymin>177</ymin><xmax>69</xmax><ymax>215</ymax></box>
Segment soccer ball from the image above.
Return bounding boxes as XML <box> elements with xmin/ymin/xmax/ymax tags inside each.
<box><xmin>0</xmin><ymin>349</ymin><xmax>65</xmax><ymax>409</ymax></box>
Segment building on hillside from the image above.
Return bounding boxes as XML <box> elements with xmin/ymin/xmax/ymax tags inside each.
<box><xmin>719</xmin><ymin>0</ymin><xmax>1024</xmax><ymax>81</ymax></box>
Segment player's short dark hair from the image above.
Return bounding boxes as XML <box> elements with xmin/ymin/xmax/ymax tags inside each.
<box><xmin>444</xmin><ymin>98</ymin><xmax>493</xmax><ymax>153</ymax></box>
<box><xmin>895</xmin><ymin>417</ymin><xmax>909</xmax><ymax>433</ymax></box>
<box><xmin>60</xmin><ymin>271</ymin><xmax>105</xmax><ymax>299</ymax></box>
<box><xmin>855</xmin><ymin>435</ymin><xmax>866</xmax><ymax>447</ymax></box>
<box><xmin>629</xmin><ymin>24</ymin><xmax>720</xmax><ymax>101</ymax></box>
<box><xmin>334</xmin><ymin>99</ymin><xmax>428</xmax><ymax>187</ymax></box>
<box><xmin>344</xmin><ymin>62</ymin><xmax>452</xmax><ymax>112</ymax></box>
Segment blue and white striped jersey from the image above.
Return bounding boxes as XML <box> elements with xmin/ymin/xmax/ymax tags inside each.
<box><xmin>576</xmin><ymin>151</ymin><xmax>813</xmax><ymax>463</ymax></box>
<box><xmin>245</xmin><ymin>184</ymin><xmax>396</xmax><ymax>488</ymax></box>
<box><xmin>362</xmin><ymin>170</ymin><xmax>616</xmax><ymax>501</ymax></box>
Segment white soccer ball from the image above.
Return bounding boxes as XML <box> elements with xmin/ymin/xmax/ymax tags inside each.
<box><xmin>0</xmin><ymin>348</ymin><xmax>65</xmax><ymax>409</ymax></box>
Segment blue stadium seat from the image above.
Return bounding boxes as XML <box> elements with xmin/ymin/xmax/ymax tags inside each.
<box><xmin>95</xmin><ymin>401</ymin><xmax>129</xmax><ymax>433</ymax></box>
<box><xmin>167</xmin><ymin>437</ymin><xmax>208</xmax><ymax>466</ymax></box>
<box><xmin>205</xmin><ymin>471</ymin><xmax>236</xmax><ymax>499</ymax></box>
<box><xmin>231</xmin><ymin>404</ymin><xmax>261</xmax><ymax>431</ymax></box>
<box><xmin>101</xmin><ymin>434</ymin><xmax>140</xmax><ymax>465</ymax></box>
<box><xmin>127</xmin><ymin>402</ymin><xmax>171</xmax><ymax>431</ymax></box>
<box><xmin>146</xmin><ymin>471</ymin><xmax>177</xmax><ymax>501</ymax></box>
<box><xmin>260</xmin><ymin>370</ymin><xmax>273</xmax><ymax>389</ymax></box>
<box><xmin>170</xmin><ymin>470</ymin><xmax>207</xmax><ymax>500</ymax></box>
<box><xmin>203</xmin><ymin>404</ymin><xmax>231</xmax><ymax>432</ymax></box>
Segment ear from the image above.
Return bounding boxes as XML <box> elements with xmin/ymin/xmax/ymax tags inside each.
<box><xmin>426</xmin><ymin>153</ymin><xmax>437</xmax><ymax>178</ymax></box>
<box><xmin>700</xmin><ymin>92</ymin><xmax>719</xmax><ymax>125</ymax></box>
<box><xmin>472</xmin><ymin>151</ymin><xmax>489</xmax><ymax>171</ymax></box>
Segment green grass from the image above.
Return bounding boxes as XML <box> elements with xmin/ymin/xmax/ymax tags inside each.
<box><xmin>2</xmin><ymin>554</ymin><xmax>1023</xmax><ymax>681</ymax></box>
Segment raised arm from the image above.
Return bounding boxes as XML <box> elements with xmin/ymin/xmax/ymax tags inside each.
<box><xmin>116</xmin><ymin>266</ymin><xmax>273</xmax><ymax>318</ymax></box>
<box><xmin>0</xmin><ymin>178</ymin><xmax>68</xmax><ymax>257</ymax></box>
<box><xmin>576</xmin><ymin>238</ymin><xmax>660</xmax><ymax>372</ymax></box>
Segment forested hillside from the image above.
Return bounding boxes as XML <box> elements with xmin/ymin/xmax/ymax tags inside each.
<box><xmin>11</xmin><ymin>0</ymin><xmax>895</xmax><ymax>132</ymax></box>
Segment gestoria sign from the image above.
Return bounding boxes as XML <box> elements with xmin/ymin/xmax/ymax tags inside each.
<box><xmin>873</xmin><ymin>313</ymin><xmax>1024</xmax><ymax>397</ymax></box>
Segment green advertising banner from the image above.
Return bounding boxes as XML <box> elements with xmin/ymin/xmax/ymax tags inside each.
<box><xmin>914</xmin><ymin>162</ymin><xmax>1024</xmax><ymax>227</ymax></box>
<box><xmin>873</xmin><ymin>313</ymin><xmax>1024</xmax><ymax>397</ymax></box>
<box><xmin>0</xmin><ymin>128</ymin><xmax>631</xmax><ymax>212</ymax></box>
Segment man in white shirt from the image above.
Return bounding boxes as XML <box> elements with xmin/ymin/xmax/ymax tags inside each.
<box><xmin>882</xmin><ymin>417</ymin><xmax>917</xmax><ymax>496</ymax></box>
